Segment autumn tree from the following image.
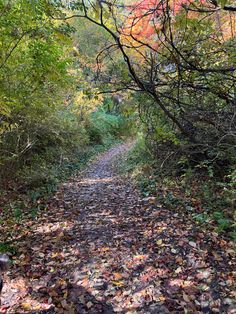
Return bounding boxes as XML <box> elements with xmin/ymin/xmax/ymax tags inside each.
<box><xmin>52</xmin><ymin>0</ymin><xmax>235</xmax><ymax>170</ymax></box>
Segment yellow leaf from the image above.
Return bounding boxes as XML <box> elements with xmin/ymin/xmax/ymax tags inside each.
<box><xmin>52</xmin><ymin>252</ymin><xmax>59</xmax><ymax>258</ymax></box>
<box><xmin>112</xmin><ymin>280</ymin><xmax>124</xmax><ymax>287</ymax></box>
<box><xmin>156</xmin><ymin>239</ymin><xmax>163</xmax><ymax>245</ymax></box>
<box><xmin>21</xmin><ymin>302</ymin><xmax>32</xmax><ymax>310</ymax></box>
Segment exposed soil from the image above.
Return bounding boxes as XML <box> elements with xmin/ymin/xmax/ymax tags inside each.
<box><xmin>0</xmin><ymin>142</ymin><xmax>235</xmax><ymax>313</ymax></box>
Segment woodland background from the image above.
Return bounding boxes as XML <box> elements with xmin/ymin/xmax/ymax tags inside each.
<box><xmin>0</xmin><ymin>0</ymin><xmax>235</xmax><ymax>245</ymax></box>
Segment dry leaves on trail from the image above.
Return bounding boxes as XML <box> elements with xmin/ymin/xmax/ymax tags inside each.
<box><xmin>1</xmin><ymin>143</ymin><xmax>235</xmax><ymax>313</ymax></box>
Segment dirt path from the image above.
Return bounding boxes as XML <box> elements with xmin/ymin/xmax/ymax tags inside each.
<box><xmin>1</xmin><ymin>142</ymin><xmax>235</xmax><ymax>313</ymax></box>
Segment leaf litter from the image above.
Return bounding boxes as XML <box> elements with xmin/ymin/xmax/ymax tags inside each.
<box><xmin>0</xmin><ymin>142</ymin><xmax>235</xmax><ymax>313</ymax></box>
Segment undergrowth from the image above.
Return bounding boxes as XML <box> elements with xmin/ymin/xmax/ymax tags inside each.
<box><xmin>0</xmin><ymin>139</ymin><xmax>121</xmax><ymax>253</ymax></box>
<box><xmin>120</xmin><ymin>135</ymin><xmax>236</xmax><ymax>241</ymax></box>
<box><xmin>0</xmin><ymin>107</ymin><xmax>128</xmax><ymax>245</ymax></box>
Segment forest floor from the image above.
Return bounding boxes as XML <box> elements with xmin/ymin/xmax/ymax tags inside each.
<box><xmin>1</xmin><ymin>142</ymin><xmax>235</xmax><ymax>314</ymax></box>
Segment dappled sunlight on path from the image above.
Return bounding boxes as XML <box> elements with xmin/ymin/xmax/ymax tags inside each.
<box><xmin>1</xmin><ymin>142</ymin><xmax>235</xmax><ymax>313</ymax></box>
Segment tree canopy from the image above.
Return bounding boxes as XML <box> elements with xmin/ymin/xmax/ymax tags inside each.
<box><xmin>0</xmin><ymin>1</ymin><xmax>235</xmax><ymax>312</ymax></box>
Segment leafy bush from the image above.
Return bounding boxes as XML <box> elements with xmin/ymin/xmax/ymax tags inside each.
<box><xmin>121</xmin><ymin>133</ymin><xmax>236</xmax><ymax>239</ymax></box>
<box><xmin>85</xmin><ymin>109</ymin><xmax>130</xmax><ymax>144</ymax></box>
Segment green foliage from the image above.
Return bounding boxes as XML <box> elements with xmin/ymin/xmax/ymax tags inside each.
<box><xmin>86</xmin><ymin>109</ymin><xmax>129</xmax><ymax>144</ymax></box>
<box><xmin>0</xmin><ymin>1</ymin><xmax>131</xmax><ymax>225</ymax></box>
<box><xmin>119</xmin><ymin>134</ymin><xmax>152</xmax><ymax>174</ymax></box>
<box><xmin>121</xmin><ymin>133</ymin><xmax>236</xmax><ymax>239</ymax></box>
<box><xmin>0</xmin><ymin>0</ymin><xmax>234</xmax><ymax>244</ymax></box>
<box><xmin>0</xmin><ymin>242</ymin><xmax>16</xmax><ymax>255</ymax></box>
<box><xmin>69</xmin><ymin>0</ymin><xmax>236</xmax><ymax>187</ymax></box>
<box><xmin>213</xmin><ymin>211</ymin><xmax>232</xmax><ymax>232</ymax></box>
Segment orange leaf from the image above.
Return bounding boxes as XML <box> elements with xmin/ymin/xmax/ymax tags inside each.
<box><xmin>113</xmin><ymin>272</ymin><xmax>123</xmax><ymax>280</ymax></box>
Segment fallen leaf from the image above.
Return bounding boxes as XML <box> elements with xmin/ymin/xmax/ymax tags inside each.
<box><xmin>189</xmin><ymin>241</ymin><xmax>197</xmax><ymax>248</ymax></box>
